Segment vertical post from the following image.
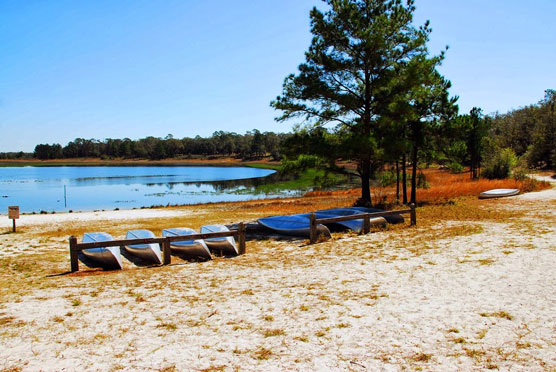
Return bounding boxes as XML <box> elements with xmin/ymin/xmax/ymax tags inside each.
<box><xmin>162</xmin><ymin>239</ymin><xmax>171</xmax><ymax>265</ymax></box>
<box><xmin>64</xmin><ymin>185</ymin><xmax>67</xmax><ymax>208</ymax></box>
<box><xmin>69</xmin><ymin>236</ymin><xmax>79</xmax><ymax>272</ymax></box>
<box><xmin>238</xmin><ymin>222</ymin><xmax>246</xmax><ymax>255</ymax></box>
<box><xmin>362</xmin><ymin>214</ymin><xmax>371</xmax><ymax>234</ymax></box>
<box><xmin>12</xmin><ymin>219</ymin><xmax>16</xmax><ymax>233</ymax></box>
<box><xmin>309</xmin><ymin>213</ymin><xmax>317</xmax><ymax>244</ymax></box>
<box><xmin>410</xmin><ymin>203</ymin><xmax>416</xmax><ymax>226</ymax></box>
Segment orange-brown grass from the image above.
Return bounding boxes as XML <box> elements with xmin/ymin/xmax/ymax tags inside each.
<box><xmin>306</xmin><ymin>169</ymin><xmax>550</xmax><ymax>206</ymax></box>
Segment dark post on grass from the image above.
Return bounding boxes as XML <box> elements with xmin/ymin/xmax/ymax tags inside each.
<box><xmin>8</xmin><ymin>206</ymin><xmax>19</xmax><ymax>233</ymax></box>
<box><xmin>162</xmin><ymin>240</ymin><xmax>171</xmax><ymax>265</ymax></box>
<box><xmin>238</xmin><ymin>222</ymin><xmax>246</xmax><ymax>255</ymax></box>
<box><xmin>69</xmin><ymin>235</ymin><xmax>79</xmax><ymax>272</ymax></box>
<box><xmin>309</xmin><ymin>213</ymin><xmax>317</xmax><ymax>244</ymax></box>
<box><xmin>410</xmin><ymin>203</ymin><xmax>416</xmax><ymax>226</ymax></box>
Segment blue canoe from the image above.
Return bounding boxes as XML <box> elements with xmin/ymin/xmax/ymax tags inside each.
<box><xmin>257</xmin><ymin>213</ymin><xmax>331</xmax><ymax>238</ymax></box>
<box><xmin>81</xmin><ymin>232</ymin><xmax>123</xmax><ymax>270</ymax></box>
<box><xmin>315</xmin><ymin>208</ymin><xmax>366</xmax><ymax>232</ymax></box>
<box><xmin>346</xmin><ymin>207</ymin><xmax>405</xmax><ymax>224</ymax></box>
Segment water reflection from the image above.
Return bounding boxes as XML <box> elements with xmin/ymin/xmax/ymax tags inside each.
<box><xmin>0</xmin><ymin>166</ymin><xmax>292</xmax><ymax>213</ymax></box>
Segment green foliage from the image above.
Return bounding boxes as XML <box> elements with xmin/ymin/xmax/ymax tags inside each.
<box><xmin>416</xmin><ymin>172</ymin><xmax>430</xmax><ymax>189</ymax></box>
<box><xmin>281</xmin><ymin>155</ymin><xmax>322</xmax><ymax>175</ymax></box>
<box><xmin>490</xmin><ymin>89</ymin><xmax>555</xmax><ymax>170</ymax></box>
<box><xmin>447</xmin><ymin>161</ymin><xmax>464</xmax><ymax>174</ymax></box>
<box><xmin>378</xmin><ymin>170</ymin><xmax>397</xmax><ymax>187</ymax></box>
<box><xmin>482</xmin><ymin>148</ymin><xmax>518</xmax><ymax>179</ymax></box>
<box><xmin>271</xmin><ymin>0</ymin><xmax>454</xmax><ymax>205</ymax></box>
<box><xmin>28</xmin><ymin>131</ymin><xmax>291</xmax><ymax>161</ymax></box>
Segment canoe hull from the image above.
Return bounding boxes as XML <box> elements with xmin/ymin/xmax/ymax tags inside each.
<box><xmin>124</xmin><ymin>243</ymin><xmax>162</xmax><ymax>264</ymax></box>
<box><xmin>81</xmin><ymin>232</ymin><xmax>123</xmax><ymax>270</ymax></box>
<box><xmin>162</xmin><ymin>228</ymin><xmax>212</xmax><ymax>261</ymax></box>
<box><xmin>257</xmin><ymin>214</ymin><xmax>331</xmax><ymax>238</ymax></box>
<box><xmin>125</xmin><ymin>230</ymin><xmax>162</xmax><ymax>264</ymax></box>
<box><xmin>479</xmin><ymin>188</ymin><xmax>520</xmax><ymax>199</ymax></box>
<box><xmin>346</xmin><ymin>207</ymin><xmax>405</xmax><ymax>224</ymax></box>
<box><xmin>201</xmin><ymin>225</ymin><xmax>238</xmax><ymax>256</ymax></box>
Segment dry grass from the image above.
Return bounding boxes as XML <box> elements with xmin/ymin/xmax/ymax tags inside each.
<box><xmin>306</xmin><ymin>169</ymin><xmax>550</xmax><ymax>206</ymax></box>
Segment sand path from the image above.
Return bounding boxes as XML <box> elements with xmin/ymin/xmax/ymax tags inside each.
<box><xmin>1</xmin><ymin>180</ymin><xmax>555</xmax><ymax>371</ymax></box>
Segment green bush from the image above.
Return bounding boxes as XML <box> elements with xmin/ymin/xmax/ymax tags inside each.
<box><xmin>378</xmin><ymin>170</ymin><xmax>397</xmax><ymax>187</ymax></box>
<box><xmin>482</xmin><ymin>148</ymin><xmax>517</xmax><ymax>179</ymax></box>
<box><xmin>447</xmin><ymin>161</ymin><xmax>464</xmax><ymax>174</ymax></box>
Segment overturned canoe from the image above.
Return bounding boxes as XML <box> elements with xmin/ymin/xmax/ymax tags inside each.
<box><xmin>125</xmin><ymin>230</ymin><xmax>162</xmax><ymax>264</ymax></box>
<box><xmin>479</xmin><ymin>188</ymin><xmax>520</xmax><ymax>199</ymax></box>
<box><xmin>257</xmin><ymin>214</ymin><xmax>332</xmax><ymax>238</ymax></box>
<box><xmin>316</xmin><ymin>208</ymin><xmax>366</xmax><ymax>232</ymax></box>
<box><xmin>346</xmin><ymin>206</ymin><xmax>405</xmax><ymax>224</ymax></box>
<box><xmin>81</xmin><ymin>232</ymin><xmax>123</xmax><ymax>270</ymax></box>
<box><xmin>200</xmin><ymin>225</ymin><xmax>238</xmax><ymax>256</ymax></box>
<box><xmin>162</xmin><ymin>227</ymin><xmax>212</xmax><ymax>261</ymax></box>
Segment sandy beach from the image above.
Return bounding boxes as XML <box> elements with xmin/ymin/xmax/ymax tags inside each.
<box><xmin>1</xmin><ymin>179</ymin><xmax>555</xmax><ymax>371</ymax></box>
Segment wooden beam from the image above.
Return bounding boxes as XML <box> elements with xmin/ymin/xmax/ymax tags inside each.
<box><xmin>69</xmin><ymin>236</ymin><xmax>78</xmax><ymax>272</ymax></box>
<box><xmin>162</xmin><ymin>240</ymin><xmax>171</xmax><ymax>265</ymax></box>
<box><xmin>238</xmin><ymin>222</ymin><xmax>246</xmax><ymax>255</ymax></box>
<box><xmin>410</xmin><ymin>203</ymin><xmax>416</xmax><ymax>226</ymax></box>
<box><xmin>314</xmin><ymin>209</ymin><xmax>411</xmax><ymax>225</ymax></box>
<box><xmin>362</xmin><ymin>215</ymin><xmax>371</xmax><ymax>234</ymax></box>
<box><xmin>309</xmin><ymin>213</ymin><xmax>317</xmax><ymax>244</ymax></box>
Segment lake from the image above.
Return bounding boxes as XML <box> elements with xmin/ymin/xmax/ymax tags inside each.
<box><xmin>0</xmin><ymin>166</ymin><xmax>284</xmax><ymax>213</ymax></box>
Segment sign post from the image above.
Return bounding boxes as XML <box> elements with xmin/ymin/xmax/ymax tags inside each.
<box><xmin>8</xmin><ymin>206</ymin><xmax>19</xmax><ymax>233</ymax></box>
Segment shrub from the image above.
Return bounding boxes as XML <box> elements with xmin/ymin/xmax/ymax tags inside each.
<box><xmin>447</xmin><ymin>161</ymin><xmax>464</xmax><ymax>174</ymax></box>
<box><xmin>378</xmin><ymin>170</ymin><xmax>397</xmax><ymax>187</ymax></box>
<box><xmin>482</xmin><ymin>148</ymin><xmax>517</xmax><ymax>179</ymax></box>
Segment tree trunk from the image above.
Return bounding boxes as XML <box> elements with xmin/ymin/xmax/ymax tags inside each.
<box><xmin>359</xmin><ymin>157</ymin><xmax>372</xmax><ymax>206</ymax></box>
<box><xmin>411</xmin><ymin>144</ymin><xmax>418</xmax><ymax>205</ymax></box>
<box><xmin>402</xmin><ymin>153</ymin><xmax>407</xmax><ymax>204</ymax></box>
<box><xmin>395</xmin><ymin>160</ymin><xmax>400</xmax><ymax>203</ymax></box>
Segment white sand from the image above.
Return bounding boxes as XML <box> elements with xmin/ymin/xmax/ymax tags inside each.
<box><xmin>0</xmin><ymin>183</ymin><xmax>555</xmax><ymax>371</ymax></box>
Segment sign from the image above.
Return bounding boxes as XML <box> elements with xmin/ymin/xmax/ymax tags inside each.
<box><xmin>8</xmin><ymin>206</ymin><xmax>19</xmax><ymax>220</ymax></box>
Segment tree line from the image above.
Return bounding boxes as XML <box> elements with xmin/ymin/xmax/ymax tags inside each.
<box><xmin>30</xmin><ymin>130</ymin><xmax>290</xmax><ymax>161</ymax></box>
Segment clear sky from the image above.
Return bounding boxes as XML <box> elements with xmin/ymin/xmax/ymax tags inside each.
<box><xmin>1</xmin><ymin>0</ymin><xmax>555</xmax><ymax>152</ymax></box>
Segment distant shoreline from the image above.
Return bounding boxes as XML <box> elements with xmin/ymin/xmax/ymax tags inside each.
<box><xmin>0</xmin><ymin>157</ymin><xmax>281</xmax><ymax>169</ymax></box>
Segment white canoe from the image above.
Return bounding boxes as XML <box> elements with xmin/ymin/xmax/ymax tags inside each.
<box><xmin>162</xmin><ymin>227</ymin><xmax>212</xmax><ymax>261</ymax></box>
<box><xmin>81</xmin><ymin>232</ymin><xmax>123</xmax><ymax>270</ymax></box>
<box><xmin>125</xmin><ymin>230</ymin><xmax>162</xmax><ymax>264</ymax></box>
<box><xmin>479</xmin><ymin>188</ymin><xmax>520</xmax><ymax>199</ymax></box>
<box><xmin>201</xmin><ymin>225</ymin><xmax>238</xmax><ymax>256</ymax></box>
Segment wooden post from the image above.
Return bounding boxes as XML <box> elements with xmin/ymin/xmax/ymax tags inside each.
<box><xmin>410</xmin><ymin>203</ymin><xmax>416</xmax><ymax>226</ymax></box>
<box><xmin>162</xmin><ymin>240</ymin><xmax>171</xmax><ymax>265</ymax></box>
<box><xmin>12</xmin><ymin>219</ymin><xmax>16</xmax><ymax>233</ymax></box>
<box><xmin>238</xmin><ymin>222</ymin><xmax>246</xmax><ymax>255</ymax></box>
<box><xmin>309</xmin><ymin>213</ymin><xmax>317</xmax><ymax>244</ymax></box>
<box><xmin>362</xmin><ymin>215</ymin><xmax>371</xmax><ymax>234</ymax></box>
<box><xmin>69</xmin><ymin>236</ymin><xmax>79</xmax><ymax>272</ymax></box>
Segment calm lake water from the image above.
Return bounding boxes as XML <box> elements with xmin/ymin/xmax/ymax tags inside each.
<box><xmin>0</xmin><ymin>166</ymin><xmax>282</xmax><ymax>213</ymax></box>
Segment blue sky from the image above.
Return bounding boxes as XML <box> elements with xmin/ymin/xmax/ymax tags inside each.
<box><xmin>1</xmin><ymin>0</ymin><xmax>555</xmax><ymax>152</ymax></box>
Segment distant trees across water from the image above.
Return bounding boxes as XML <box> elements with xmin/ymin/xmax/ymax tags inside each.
<box><xmin>27</xmin><ymin>130</ymin><xmax>291</xmax><ymax>161</ymax></box>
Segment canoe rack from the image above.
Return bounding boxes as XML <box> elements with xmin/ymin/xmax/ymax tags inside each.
<box><xmin>308</xmin><ymin>204</ymin><xmax>416</xmax><ymax>244</ymax></box>
<box><xmin>68</xmin><ymin>222</ymin><xmax>246</xmax><ymax>272</ymax></box>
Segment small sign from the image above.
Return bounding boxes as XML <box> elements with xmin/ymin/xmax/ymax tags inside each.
<box><xmin>8</xmin><ymin>206</ymin><xmax>19</xmax><ymax>220</ymax></box>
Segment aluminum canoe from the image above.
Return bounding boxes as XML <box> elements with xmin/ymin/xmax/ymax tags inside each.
<box><xmin>200</xmin><ymin>225</ymin><xmax>238</xmax><ymax>256</ymax></box>
<box><xmin>81</xmin><ymin>232</ymin><xmax>123</xmax><ymax>270</ymax></box>
<box><xmin>124</xmin><ymin>230</ymin><xmax>162</xmax><ymax>264</ymax></box>
<box><xmin>162</xmin><ymin>227</ymin><xmax>212</xmax><ymax>261</ymax></box>
<box><xmin>479</xmin><ymin>188</ymin><xmax>520</xmax><ymax>199</ymax></box>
